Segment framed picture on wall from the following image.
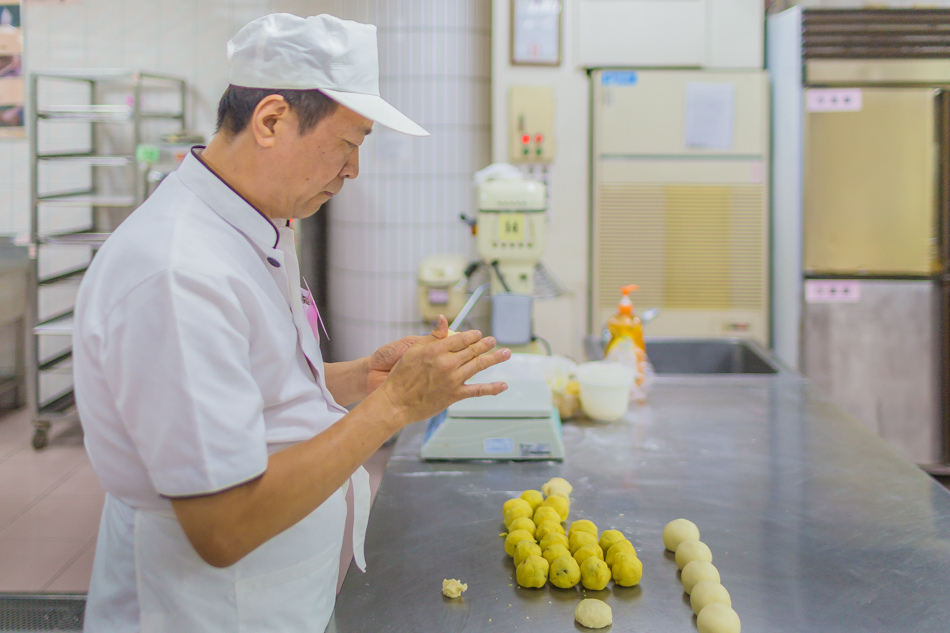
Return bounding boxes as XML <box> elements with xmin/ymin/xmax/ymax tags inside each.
<box><xmin>0</xmin><ymin>2</ymin><xmax>23</xmax><ymax>139</ymax></box>
<box><xmin>510</xmin><ymin>0</ymin><xmax>561</xmax><ymax>66</ymax></box>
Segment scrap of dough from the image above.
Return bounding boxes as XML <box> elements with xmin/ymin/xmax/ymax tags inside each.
<box><xmin>681</xmin><ymin>560</ymin><xmax>721</xmax><ymax>594</ymax></box>
<box><xmin>697</xmin><ymin>602</ymin><xmax>741</xmax><ymax>633</ymax></box>
<box><xmin>442</xmin><ymin>578</ymin><xmax>468</xmax><ymax>598</ymax></box>
<box><xmin>574</xmin><ymin>598</ymin><xmax>612</xmax><ymax>629</ymax></box>
<box><xmin>690</xmin><ymin>581</ymin><xmax>732</xmax><ymax>616</ymax></box>
<box><xmin>542</xmin><ymin>477</ymin><xmax>573</xmax><ymax>497</ymax></box>
<box><xmin>663</xmin><ymin>518</ymin><xmax>700</xmax><ymax>552</ymax></box>
<box><xmin>675</xmin><ymin>539</ymin><xmax>713</xmax><ymax>570</ymax></box>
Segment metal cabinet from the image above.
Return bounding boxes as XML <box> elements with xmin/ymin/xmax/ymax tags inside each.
<box><xmin>28</xmin><ymin>70</ymin><xmax>185</xmax><ymax>449</ymax></box>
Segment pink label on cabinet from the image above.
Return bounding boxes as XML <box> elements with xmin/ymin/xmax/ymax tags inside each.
<box><xmin>806</xmin><ymin>89</ymin><xmax>862</xmax><ymax>112</ymax></box>
<box><xmin>805</xmin><ymin>280</ymin><xmax>861</xmax><ymax>303</ymax></box>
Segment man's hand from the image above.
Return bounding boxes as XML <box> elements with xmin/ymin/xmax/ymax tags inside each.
<box><xmin>372</xmin><ymin>315</ymin><xmax>510</xmax><ymax>428</ymax></box>
<box><xmin>364</xmin><ymin>335</ymin><xmax>425</xmax><ymax>394</ymax></box>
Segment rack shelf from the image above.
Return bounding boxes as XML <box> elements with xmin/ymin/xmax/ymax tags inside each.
<box><xmin>28</xmin><ymin>69</ymin><xmax>187</xmax><ymax>449</ymax></box>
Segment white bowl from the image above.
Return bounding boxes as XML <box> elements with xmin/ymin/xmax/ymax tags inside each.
<box><xmin>575</xmin><ymin>361</ymin><xmax>635</xmax><ymax>422</ymax></box>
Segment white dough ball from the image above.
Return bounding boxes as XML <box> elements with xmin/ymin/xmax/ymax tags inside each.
<box><xmin>697</xmin><ymin>602</ymin><xmax>741</xmax><ymax>633</ymax></box>
<box><xmin>675</xmin><ymin>539</ymin><xmax>713</xmax><ymax>570</ymax></box>
<box><xmin>574</xmin><ymin>598</ymin><xmax>612</xmax><ymax>629</ymax></box>
<box><xmin>681</xmin><ymin>560</ymin><xmax>720</xmax><ymax>594</ymax></box>
<box><xmin>690</xmin><ymin>580</ymin><xmax>732</xmax><ymax>615</ymax></box>
<box><xmin>662</xmin><ymin>518</ymin><xmax>700</xmax><ymax>552</ymax></box>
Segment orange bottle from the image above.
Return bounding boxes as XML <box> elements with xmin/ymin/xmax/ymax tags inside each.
<box><xmin>605</xmin><ymin>284</ymin><xmax>644</xmax><ymax>357</ymax></box>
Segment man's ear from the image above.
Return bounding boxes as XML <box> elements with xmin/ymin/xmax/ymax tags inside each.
<box><xmin>250</xmin><ymin>94</ymin><xmax>292</xmax><ymax>148</ymax></box>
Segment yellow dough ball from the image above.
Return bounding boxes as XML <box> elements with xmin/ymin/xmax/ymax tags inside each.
<box><xmin>569</xmin><ymin>519</ymin><xmax>598</xmax><ymax>537</ymax></box>
<box><xmin>548</xmin><ymin>555</ymin><xmax>582</xmax><ymax>589</ymax></box>
<box><xmin>663</xmin><ymin>518</ymin><xmax>701</xmax><ymax>552</ymax></box>
<box><xmin>675</xmin><ymin>539</ymin><xmax>713</xmax><ymax>570</ymax></box>
<box><xmin>690</xmin><ymin>581</ymin><xmax>732</xmax><ymax>616</ymax></box>
<box><xmin>533</xmin><ymin>505</ymin><xmax>562</xmax><ymax>526</ymax></box>
<box><xmin>520</xmin><ymin>489</ymin><xmax>544</xmax><ymax>512</ymax></box>
<box><xmin>605</xmin><ymin>539</ymin><xmax>637</xmax><ymax>566</ymax></box>
<box><xmin>598</xmin><ymin>529</ymin><xmax>626</xmax><ymax>552</ymax></box>
<box><xmin>574</xmin><ymin>598</ymin><xmax>612</xmax><ymax>629</ymax></box>
<box><xmin>611</xmin><ymin>554</ymin><xmax>643</xmax><ymax>587</ymax></box>
<box><xmin>573</xmin><ymin>543</ymin><xmax>604</xmax><ymax>567</ymax></box>
<box><xmin>504</xmin><ymin>529</ymin><xmax>536</xmax><ymax>557</ymax></box>
<box><xmin>507</xmin><ymin>517</ymin><xmax>536</xmax><ymax>536</ymax></box>
<box><xmin>681</xmin><ymin>560</ymin><xmax>720</xmax><ymax>594</ymax></box>
<box><xmin>569</xmin><ymin>530</ymin><xmax>598</xmax><ymax>554</ymax></box>
<box><xmin>542</xmin><ymin>543</ymin><xmax>572</xmax><ymax>565</ymax></box>
<box><xmin>542</xmin><ymin>477</ymin><xmax>573</xmax><ymax>497</ymax></box>
<box><xmin>503</xmin><ymin>498</ymin><xmax>533</xmax><ymax>527</ymax></box>
<box><xmin>580</xmin><ymin>557</ymin><xmax>611</xmax><ymax>591</ymax></box>
<box><xmin>541</xmin><ymin>494</ymin><xmax>570</xmax><ymax>521</ymax></box>
<box><xmin>535</xmin><ymin>520</ymin><xmax>565</xmax><ymax>541</ymax></box>
<box><xmin>539</xmin><ymin>531</ymin><xmax>570</xmax><ymax>552</ymax></box>
<box><xmin>516</xmin><ymin>554</ymin><xmax>549</xmax><ymax>589</ymax></box>
<box><xmin>513</xmin><ymin>540</ymin><xmax>543</xmax><ymax>567</ymax></box>
<box><xmin>697</xmin><ymin>603</ymin><xmax>741</xmax><ymax>633</ymax></box>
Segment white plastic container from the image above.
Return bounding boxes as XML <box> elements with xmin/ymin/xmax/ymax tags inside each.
<box><xmin>576</xmin><ymin>361</ymin><xmax>635</xmax><ymax>422</ymax></box>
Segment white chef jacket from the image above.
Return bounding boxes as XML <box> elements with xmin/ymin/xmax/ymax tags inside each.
<box><xmin>73</xmin><ymin>148</ymin><xmax>367</xmax><ymax>632</ymax></box>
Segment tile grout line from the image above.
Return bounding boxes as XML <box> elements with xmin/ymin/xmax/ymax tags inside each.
<box><xmin>0</xmin><ymin>458</ymin><xmax>90</xmax><ymax>533</ymax></box>
<box><xmin>42</xmin><ymin>533</ymin><xmax>97</xmax><ymax>592</ymax></box>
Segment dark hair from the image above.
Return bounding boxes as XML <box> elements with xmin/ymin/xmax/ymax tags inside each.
<box><xmin>215</xmin><ymin>85</ymin><xmax>339</xmax><ymax>137</ymax></box>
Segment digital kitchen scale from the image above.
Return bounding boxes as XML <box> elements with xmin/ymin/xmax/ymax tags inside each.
<box><xmin>420</xmin><ymin>379</ymin><xmax>565</xmax><ymax>461</ymax></box>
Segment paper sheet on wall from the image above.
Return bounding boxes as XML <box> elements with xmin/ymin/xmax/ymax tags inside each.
<box><xmin>684</xmin><ymin>82</ymin><xmax>735</xmax><ymax>150</ymax></box>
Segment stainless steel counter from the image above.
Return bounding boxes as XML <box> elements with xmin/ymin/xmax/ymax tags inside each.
<box><xmin>329</xmin><ymin>372</ymin><xmax>950</xmax><ymax>632</ymax></box>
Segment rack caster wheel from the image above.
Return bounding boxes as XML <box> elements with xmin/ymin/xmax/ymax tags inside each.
<box><xmin>32</xmin><ymin>428</ymin><xmax>48</xmax><ymax>450</ymax></box>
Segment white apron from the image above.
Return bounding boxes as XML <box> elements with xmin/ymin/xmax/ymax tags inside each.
<box><xmin>83</xmin><ymin>222</ymin><xmax>373</xmax><ymax>632</ymax></box>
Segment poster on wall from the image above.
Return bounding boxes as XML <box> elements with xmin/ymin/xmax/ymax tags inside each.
<box><xmin>0</xmin><ymin>2</ymin><xmax>23</xmax><ymax>139</ymax></box>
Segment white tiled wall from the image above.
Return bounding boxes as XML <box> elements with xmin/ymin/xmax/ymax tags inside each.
<box><xmin>0</xmin><ymin>0</ymin><xmax>491</xmax><ymax>367</ymax></box>
<box><xmin>327</xmin><ymin>0</ymin><xmax>490</xmax><ymax>360</ymax></box>
<box><xmin>0</xmin><ymin>0</ymin><xmax>335</xmax><ymax>237</ymax></box>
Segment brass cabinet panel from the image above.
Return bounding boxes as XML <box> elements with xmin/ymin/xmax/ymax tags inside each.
<box><xmin>803</xmin><ymin>88</ymin><xmax>937</xmax><ymax>274</ymax></box>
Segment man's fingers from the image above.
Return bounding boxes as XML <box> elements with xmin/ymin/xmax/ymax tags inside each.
<box><xmin>460</xmin><ymin>380</ymin><xmax>508</xmax><ymax>399</ymax></box>
<box><xmin>430</xmin><ymin>315</ymin><xmax>449</xmax><ymax>339</ymax></box>
<box><xmin>459</xmin><ymin>348</ymin><xmax>511</xmax><ymax>381</ymax></box>
<box><xmin>443</xmin><ymin>328</ymin><xmax>482</xmax><ymax>352</ymax></box>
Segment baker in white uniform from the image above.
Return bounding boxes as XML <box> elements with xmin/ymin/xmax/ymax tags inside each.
<box><xmin>72</xmin><ymin>14</ymin><xmax>510</xmax><ymax>633</ymax></box>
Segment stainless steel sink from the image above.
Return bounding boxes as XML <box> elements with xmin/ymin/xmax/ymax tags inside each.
<box><xmin>584</xmin><ymin>336</ymin><xmax>782</xmax><ymax>375</ymax></box>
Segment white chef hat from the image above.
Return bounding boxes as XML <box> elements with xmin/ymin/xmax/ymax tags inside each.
<box><xmin>227</xmin><ymin>13</ymin><xmax>428</xmax><ymax>137</ymax></box>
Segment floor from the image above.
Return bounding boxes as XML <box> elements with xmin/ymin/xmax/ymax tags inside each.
<box><xmin>0</xmin><ymin>405</ymin><xmax>392</xmax><ymax>594</ymax></box>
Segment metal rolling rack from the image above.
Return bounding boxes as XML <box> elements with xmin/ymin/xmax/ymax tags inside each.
<box><xmin>28</xmin><ymin>70</ymin><xmax>185</xmax><ymax>449</ymax></box>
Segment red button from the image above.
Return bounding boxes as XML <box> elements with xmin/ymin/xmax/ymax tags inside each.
<box><xmin>535</xmin><ymin>134</ymin><xmax>543</xmax><ymax>143</ymax></box>
<box><xmin>521</xmin><ymin>134</ymin><xmax>530</xmax><ymax>145</ymax></box>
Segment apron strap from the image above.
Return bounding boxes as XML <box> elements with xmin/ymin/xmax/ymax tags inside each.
<box><xmin>350</xmin><ymin>465</ymin><xmax>371</xmax><ymax>572</ymax></box>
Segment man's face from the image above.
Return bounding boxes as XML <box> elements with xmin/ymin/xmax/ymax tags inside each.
<box><xmin>273</xmin><ymin>104</ymin><xmax>373</xmax><ymax>220</ymax></box>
